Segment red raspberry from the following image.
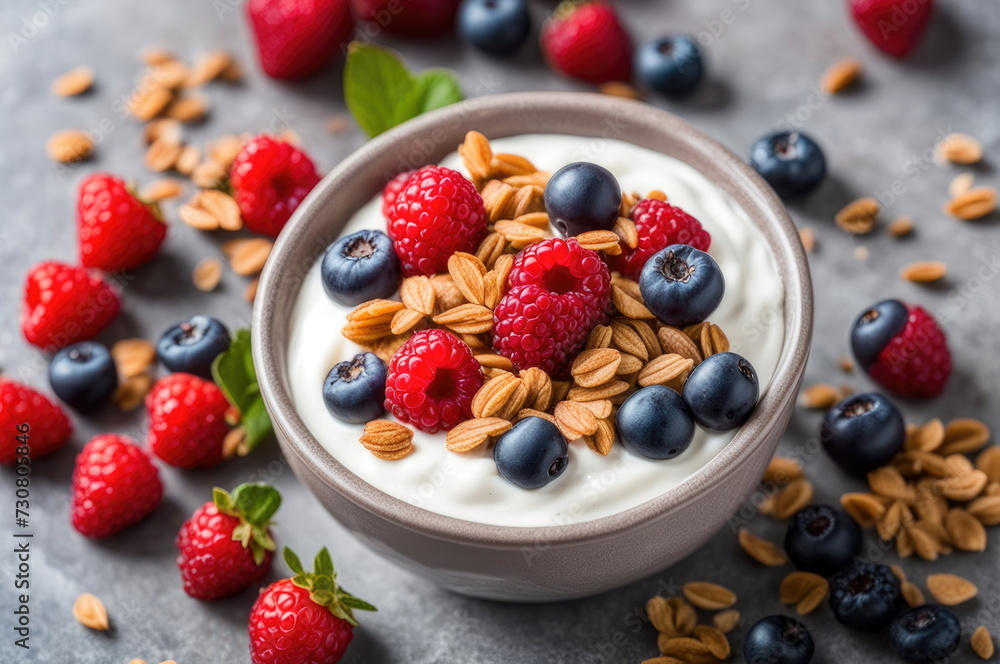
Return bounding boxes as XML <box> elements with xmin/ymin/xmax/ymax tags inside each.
<box><xmin>21</xmin><ymin>261</ymin><xmax>121</xmax><ymax>351</ymax></box>
<box><xmin>230</xmin><ymin>136</ymin><xmax>322</xmax><ymax>237</ymax></box>
<box><xmin>384</xmin><ymin>329</ymin><xmax>484</xmax><ymax>433</ymax></box>
<box><xmin>249</xmin><ymin>547</ymin><xmax>375</xmax><ymax>664</ymax></box>
<box><xmin>869</xmin><ymin>306</ymin><xmax>951</xmax><ymax>399</ymax></box>
<box><xmin>493</xmin><ymin>238</ymin><xmax>611</xmax><ymax>376</ymax></box>
<box><xmin>0</xmin><ymin>379</ymin><xmax>72</xmax><ymax>465</ymax></box>
<box><xmin>176</xmin><ymin>483</ymin><xmax>280</xmax><ymax>600</ymax></box>
<box><xmin>385</xmin><ymin>165</ymin><xmax>488</xmax><ymax>276</ymax></box>
<box><xmin>380</xmin><ymin>169</ymin><xmax>413</xmax><ymax>218</ymax></box>
<box><xmin>850</xmin><ymin>0</ymin><xmax>933</xmax><ymax>58</ymax></box>
<box><xmin>611</xmin><ymin>199</ymin><xmax>712</xmax><ymax>280</ymax></box>
<box><xmin>541</xmin><ymin>0</ymin><xmax>633</xmax><ymax>84</ymax></box>
<box><xmin>247</xmin><ymin>0</ymin><xmax>354</xmax><ymax>80</ymax></box>
<box><xmin>70</xmin><ymin>434</ymin><xmax>163</xmax><ymax>538</ymax></box>
<box><xmin>78</xmin><ymin>173</ymin><xmax>167</xmax><ymax>272</ymax></box>
<box><xmin>146</xmin><ymin>373</ymin><xmax>231</xmax><ymax>469</ymax></box>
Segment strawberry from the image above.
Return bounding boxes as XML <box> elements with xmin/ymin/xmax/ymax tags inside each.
<box><xmin>77</xmin><ymin>173</ymin><xmax>167</xmax><ymax>272</ymax></box>
<box><xmin>249</xmin><ymin>547</ymin><xmax>376</xmax><ymax>664</ymax></box>
<box><xmin>247</xmin><ymin>0</ymin><xmax>354</xmax><ymax>80</ymax></box>
<box><xmin>70</xmin><ymin>434</ymin><xmax>163</xmax><ymax>538</ymax></box>
<box><xmin>177</xmin><ymin>483</ymin><xmax>281</xmax><ymax>600</ymax></box>
<box><xmin>146</xmin><ymin>373</ymin><xmax>231</xmax><ymax>469</ymax></box>
<box><xmin>21</xmin><ymin>261</ymin><xmax>121</xmax><ymax>352</ymax></box>
<box><xmin>849</xmin><ymin>0</ymin><xmax>933</xmax><ymax>58</ymax></box>
<box><xmin>0</xmin><ymin>379</ymin><xmax>73</xmax><ymax>465</ymax></box>
<box><xmin>541</xmin><ymin>0</ymin><xmax>633</xmax><ymax>84</ymax></box>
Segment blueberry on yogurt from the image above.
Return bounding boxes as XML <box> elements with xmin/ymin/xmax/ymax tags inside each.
<box><xmin>544</xmin><ymin>162</ymin><xmax>621</xmax><ymax>237</ymax></box>
<box><xmin>639</xmin><ymin>244</ymin><xmax>725</xmax><ymax>328</ymax></box>
<box><xmin>494</xmin><ymin>416</ymin><xmax>569</xmax><ymax>489</ymax></box>
<box><xmin>616</xmin><ymin>386</ymin><xmax>695</xmax><ymax>459</ymax></box>
<box><xmin>322</xmin><ymin>352</ymin><xmax>387</xmax><ymax>424</ymax></box>
<box><xmin>681</xmin><ymin>352</ymin><xmax>759</xmax><ymax>431</ymax></box>
<box><xmin>321</xmin><ymin>229</ymin><xmax>401</xmax><ymax>307</ymax></box>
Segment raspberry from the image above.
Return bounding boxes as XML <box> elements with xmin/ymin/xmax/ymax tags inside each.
<box><xmin>384</xmin><ymin>329</ymin><xmax>484</xmax><ymax>434</ymax></box>
<box><xmin>493</xmin><ymin>238</ymin><xmax>611</xmax><ymax>376</ymax></box>
<box><xmin>385</xmin><ymin>165</ymin><xmax>488</xmax><ymax>276</ymax></box>
<box><xmin>540</xmin><ymin>0</ymin><xmax>633</xmax><ymax>84</ymax></box>
<box><xmin>146</xmin><ymin>373</ymin><xmax>232</xmax><ymax>468</ymax></box>
<box><xmin>230</xmin><ymin>136</ymin><xmax>321</xmax><ymax>237</ymax></box>
<box><xmin>869</xmin><ymin>306</ymin><xmax>951</xmax><ymax>399</ymax></box>
<box><xmin>381</xmin><ymin>169</ymin><xmax>413</xmax><ymax>218</ymax></box>
<box><xmin>0</xmin><ymin>379</ymin><xmax>72</xmax><ymax>465</ymax></box>
<box><xmin>77</xmin><ymin>173</ymin><xmax>167</xmax><ymax>272</ymax></box>
<box><xmin>611</xmin><ymin>199</ymin><xmax>711</xmax><ymax>279</ymax></box>
<box><xmin>70</xmin><ymin>434</ymin><xmax>163</xmax><ymax>538</ymax></box>
<box><xmin>21</xmin><ymin>261</ymin><xmax>122</xmax><ymax>351</ymax></box>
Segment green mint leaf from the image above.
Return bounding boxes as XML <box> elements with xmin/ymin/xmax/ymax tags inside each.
<box><xmin>232</xmin><ymin>482</ymin><xmax>282</xmax><ymax>525</ymax></box>
<box><xmin>212</xmin><ymin>487</ymin><xmax>236</xmax><ymax>515</ymax></box>
<box><xmin>211</xmin><ymin>329</ymin><xmax>253</xmax><ymax>411</ymax></box>
<box><xmin>283</xmin><ymin>547</ymin><xmax>305</xmax><ymax>576</ymax></box>
<box><xmin>241</xmin><ymin>397</ymin><xmax>273</xmax><ymax>454</ymax></box>
<box><xmin>344</xmin><ymin>42</ymin><xmax>464</xmax><ymax>138</ymax></box>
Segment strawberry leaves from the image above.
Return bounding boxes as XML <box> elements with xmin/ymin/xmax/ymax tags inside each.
<box><xmin>214</xmin><ymin>483</ymin><xmax>281</xmax><ymax>566</ymax></box>
<box><xmin>284</xmin><ymin>546</ymin><xmax>377</xmax><ymax>626</ymax></box>
<box><xmin>211</xmin><ymin>328</ymin><xmax>272</xmax><ymax>454</ymax></box>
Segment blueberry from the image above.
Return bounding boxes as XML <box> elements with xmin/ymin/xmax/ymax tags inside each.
<box><xmin>850</xmin><ymin>299</ymin><xmax>909</xmax><ymax>370</ymax></box>
<box><xmin>636</xmin><ymin>35</ymin><xmax>704</xmax><ymax>98</ymax></box>
<box><xmin>617</xmin><ymin>386</ymin><xmax>695</xmax><ymax>459</ymax></box>
<box><xmin>48</xmin><ymin>341</ymin><xmax>117</xmax><ymax>413</ymax></box>
<box><xmin>321</xmin><ymin>230</ymin><xmax>401</xmax><ymax>307</ymax></box>
<box><xmin>458</xmin><ymin>0</ymin><xmax>531</xmax><ymax>56</ymax></box>
<box><xmin>743</xmin><ymin>615</ymin><xmax>814</xmax><ymax>664</ymax></box>
<box><xmin>544</xmin><ymin>162</ymin><xmax>621</xmax><ymax>237</ymax></box>
<box><xmin>890</xmin><ymin>605</ymin><xmax>961</xmax><ymax>663</ymax></box>
<box><xmin>156</xmin><ymin>315</ymin><xmax>230</xmax><ymax>379</ymax></box>
<box><xmin>494</xmin><ymin>416</ymin><xmax>569</xmax><ymax>489</ymax></box>
<box><xmin>820</xmin><ymin>392</ymin><xmax>905</xmax><ymax>476</ymax></box>
<box><xmin>749</xmin><ymin>131</ymin><xmax>827</xmax><ymax>199</ymax></box>
<box><xmin>784</xmin><ymin>504</ymin><xmax>861</xmax><ymax>577</ymax></box>
<box><xmin>322</xmin><ymin>352</ymin><xmax>387</xmax><ymax>424</ymax></box>
<box><xmin>829</xmin><ymin>561</ymin><xmax>902</xmax><ymax>632</ymax></box>
<box><xmin>639</xmin><ymin>244</ymin><xmax>725</xmax><ymax>327</ymax></box>
<box><xmin>681</xmin><ymin>352</ymin><xmax>759</xmax><ymax>431</ymax></box>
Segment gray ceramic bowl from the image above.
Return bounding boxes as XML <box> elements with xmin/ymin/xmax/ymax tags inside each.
<box><xmin>252</xmin><ymin>92</ymin><xmax>812</xmax><ymax>602</ymax></box>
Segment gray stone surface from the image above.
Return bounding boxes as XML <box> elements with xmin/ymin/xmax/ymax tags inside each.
<box><xmin>1</xmin><ymin>0</ymin><xmax>999</xmax><ymax>662</ymax></box>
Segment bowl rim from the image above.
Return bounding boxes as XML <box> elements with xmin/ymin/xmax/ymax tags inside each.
<box><xmin>253</xmin><ymin>91</ymin><xmax>813</xmax><ymax>548</ymax></box>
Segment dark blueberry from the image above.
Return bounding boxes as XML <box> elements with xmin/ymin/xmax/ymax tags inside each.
<box><xmin>458</xmin><ymin>0</ymin><xmax>531</xmax><ymax>56</ymax></box>
<box><xmin>322</xmin><ymin>352</ymin><xmax>387</xmax><ymax>424</ymax></box>
<box><xmin>784</xmin><ymin>504</ymin><xmax>861</xmax><ymax>577</ymax></box>
<box><xmin>749</xmin><ymin>131</ymin><xmax>827</xmax><ymax>199</ymax></box>
<box><xmin>156</xmin><ymin>315</ymin><xmax>230</xmax><ymax>379</ymax></box>
<box><xmin>639</xmin><ymin>244</ymin><xmax>725</xmax><ymax>327</ymax></box>
<box><xmin>681</xmin><ymin>352</ymin><xmax>759</xmax><ymax>431</ymax></box>
<box><xmin>636</xmin><ymin>35</ymin><xmax>704</xmax><ymax>98</ymax></box>
<box><xmin>820</xmin><ymin>392</ymin><xmax>905</xmax><ymax>476</ymax></box>
<box><xmin>743</xmin><ymin>615</ymin><xmax>814</xmax><ymax>664</ymax></box>
<box><xmin>850</xmin><ymin>299</ymin><xmax>909</xmax><ymax>370</ymax></box>
<box><xmin>617</xmin><ymin>386</ymin><xmax>695</xmax><ymax>459</ymax></box>
<box><xmin>544</xmin><ymin>162</ymin><xmax>621</xmax><ymax>237</ymax></box>
<box><xmin>829</xmin><ymin>561</ymin><xmax>902</xmax><ymax>632</ymax></box>
<box><xmin>890</xmin><ymin>605</ymin><xmax>961</xmax><ymax>663</ymax></box>
<box><xmin>493</xmin><ymin>416</ymin><xmax>569</xmax><ymax>489</ymax></box>
<box><xmin>48</xmin><ymin>341</ymin><xmax>117</xmax><ymax>413</ymax></box>
<box><xmin>321</xmin><ymin>229</ymin><xmax>401</xmax><ymax>307</ymax></box>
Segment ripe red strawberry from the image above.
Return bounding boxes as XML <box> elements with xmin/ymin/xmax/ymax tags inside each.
<box><xmin>493</xmin><ymin>238</ymin><xmax>611</xmax><ymax>376</ymax></box>
<box><xmin>0</xmin><ymin>379</ymin><xmax>72</xmax><ymax>465</ymax></box>
<box><xmin>249</xmin><ymin>547</ymin><xmax>376</xmax><ymax>664</ymax></box>
<box><xmin>541</xmin><ymin>0</ymin><xmax>633</xmax><ymax>84</ymax></box>
<box><xmin>78</xmin><ymin>173</ymin><xmax>167</xmax><ymax>272</ymax></box>
<box><xmin>849</xmin><ymin>0</ymin><xmax>933</xmax><ymax>58</ymax></box>
<box><xmin>611</xmin><ymin>199</ymin><xmax>712</xmax><ymax>280</ymax></box>
<box><xmin>230</xmin><ymin>135</ymin><xmax>322</xmax><ymax>237</ymax></box>
<box><xmin>21</xmin><ymin>261</ymin><xmax>121</xmax><ymax>351</ymax></box>
<box><xmin>70</xmin><ymin>434</ymin><xmax>163</xmax><ymax>538</ymax></box>
<box><xmin>177</xmin><ymin>483</ymin><xmax>280</xmax><ymax>600</ymax></box>
<box><xmin>385</xmin><ymin>165</ymin><xmax>487</xmax><ymax>276</ymax></box>
<box><xmin>384</xmin><ymin>329</ymin><xmax>484</xmax><ymax>434</ymax></box>
<box><xmin>146</xmin><ymin>373</ymin><xmax>231</xmax><ymax>469</ymax></box>
<box><xmin>350</xmin><ymin>0</ymin><xmax>460</xmax><ymax>37</ymax></box>
<box><xmin>247</xmin><ymin>0</ymin><xmax>354</xmax><ymax>80</ymax></box>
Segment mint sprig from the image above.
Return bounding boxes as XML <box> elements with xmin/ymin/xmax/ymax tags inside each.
<box><xmin>344</xmin><ymin>42</ymin><xmax>464</xmax><ymax>138</ymax></box>
<box><xmin>211</xmin><ymin>329</ymin><xmax>272</xmax><ymax>455</ymax></box>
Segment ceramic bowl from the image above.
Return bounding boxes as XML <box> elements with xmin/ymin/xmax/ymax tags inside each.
<box><xmin>252</xmin><ymin>92</ymin><xmax>812</xmax><ymax>602</ymax></box>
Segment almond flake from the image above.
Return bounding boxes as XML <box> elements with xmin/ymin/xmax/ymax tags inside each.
<box><xmin>387</xmin><ymin>308</ymin><xmax>422</xmax><ymax>335</ymax></box>
<box><xmin>519</xmin><ymin>367</ymin><xmax>552</xmax><ymax>411</ymax></box>
<box><xmin>142</xmin><ymin>178</ymin><xmax>184</xmax><ymax>201</ymax></box>
<box><xmin>571</xmin><ymin>348</ymin><xmax>622</xmax><ymax>388</ymax></box>
<box><xmin>579</xmin><ymin>399</ymin><xmax>613</xmax><ymax>420</ymax></box>
<box><xmin>613</xmin><ymin>216</ymin><xmax>639</xmax><ymax>248</ymax></box>
<box><xmin>359</xmin><ymin>420</ymin><xmax>414</xmax><ymax>459</ymax></box>
<box><xmin>820</xmin><ymin>58</ymin><xmax>862</xmax><ymax>94</ymax></box>
<box><xmin>692</xmin><ymin>625</ymin><xmax>730</xmax><ymax>660</ymax></box>
<box><xmin>926</xmin><ymin>573</ymin><xmax>977</xmax><ymax>606</ymax></box>
<box><xmin>471</xmin><ymin>373</ymin><xmax>521</xmax><ymax>419</ymax></box>
<box><xmin>799</xmin><ymin>383</ymin><xmax>840</xmax><ymax>409</ymax></box>
<box><xmin>567</xmin><ymin>380</ymin><xmax>629</xmax><ymax>402</ymax></box>
<box><xmin>976</xmin><ymin>447</ymin><xmax>1000</xmax><ymax>483</ymax></box>
<box><xmin>224</xmin><ymin>237</ymin><xmax>272</xmax><ymax>275</ymax></box>
<box><xmin>145</xmin><ymin>135</ymin><xmax>183</xmax><ymax>172</ymax></box>
<box><xmin>185</xmin><ymin>50</ymin><xmax>234</xmax><ymax>87</ymax></box>
<box><xmin>900</xmin><ymin>261</ymin><xmax>947</xmax><ymax>283</ymax></box>
<box><xmin>192</xmin><ymin>159</ymin><xmax>228</xmax><ymax>189</ymax></box>
<box><xmin>148</xmin><ymin>60</ymin><xmax>188</xmax><ymax>88</ymax></box>
<box><xmin>481</xmin><ymin>179</ymin><xmax>517</xmax><ymax>222</ymax></box>
<box><xmin>840</xmin><ymin>492</ymin><xmax>887</xmax><ymax>527</ymax></box>
<box><xmin>599</xmin><ymin>81</ymin><xmax>642</xmax><ymax>99</ymax></box>
<box><xmin>944</xmin><ymin>508</ymin><xmax>987</xmax><ymax>552</ymax></box>
<box><xmin>667</xmin><ymin>597</ymin><xmax>698</xmax><ymax>636</ymax></box>
<box><xmin>433</xmin><ymin>304</ymin><xmax>494</xmax><ymax>334</ymax></box>
<box><xmin>646</xmin><ymin>596</ymin><xmax>674</xmax><ymax>633</ymax></box>
<box><xmin>799</xmin><ymin>227</ymin><xmax>815</xmax><ymax>252</ymax></box>
<box><xmin>475</xmin><ymin>353</ymin><xmax>514</xmax><ymax>371</ymax></box>
<box><xmin>906</xmin><ymin>418</ymin><xmax>945</xmax><ymax>452</ymax></box>
<box><xmin>737</xmin><ymin>528</ymin><xmax>788</xmax><ymax>566</ymax></box>
<box><xmin>208</xmin><ymin>134</ymin><xmax>246</xmax><ymax>168</ymax></box>
<box><xmin>175</xmin><ymin>144</ymin><xmax>201</xmax><ymax>176</ymax></box>
<box><xmin>111</xmin><ymin>338</ymin><xmax>156</xmax><ymax>378</ymax></box>
<box><xmin>399</xmin><ymin>275</ymin><xmax>436</xmax><ymax>315</ymax></box>
<box><xmin>576</xmin><ymin>230</ymin><xmax>622</xmax><ymax>254</ymax></box>
<box><xmin>554</xmin><ymin>400</ymin><xmax>599</xmax><ymax>440</ymax></box>
<box><xmin>657</xmin><ymin>326</ymin><xmax>702</xmax><ymax>364</ymax></box>
<box><xmin>972</xmin><ymin>626</ymin><xmax>995</xmax><ymax>660</ymax></box>
<box><xmin>901</xmin><ymin>581</ymin><xmax>925</xmax><ymax>607</ymax></box>
<box><xmin>73</xmin><ymin>593</ymin><xmax>109</xmax><ymax>631</ymax></box>
<box><xmin>779</xmin><ymin>571</ymin><xmax>829</xmax><ymax>615</ymax></box>
<box><xmin>835</xmin><ymin>197</ymin><xmax>880</xmax><ymax>234</ymax></box>
<box><xmin>888</xmin><ymin>216</ymin><xmax>915</xmax><ymax>237</ymax></box>
<box><xmin>46</xmin><ymin>129</ymin><xmax>94</xmax><ymax>163</ymax></box>
<box><xmin>586</xmin><ymin>324</ymin><xmax>613</xmax><ymax>350</ymax></box>
<box><xmin>658</xmin><ymin>637</ymin><xmax>713</xmax><ymax>663</ymax></box>
<box><xmin>493</xmin><ymin>219</ymin><xmax>546</xmax><ymax>248</ymax></box>
<box><xmin>967</xmin><ymin>495</ymin><xmax>1000</xmax><ymax>525</ymax></box>
<box><xmin>617</xmin><ymin>353</ymin><xmax>644</xmax><ymax>375</ymax></box>
<box><xmin>447</xmin><ymin>253</ymin><xmax>487</xmax><ymax>306</ymax></box>
<box><xmin>713</xmin><ymin>610</ymin><xmax>740</xmax><ymax>634</ymax></box>
<box><xmin>610</xmin><ymin>320</ymin><xmax>649</xmax><ymax>360</ymax></box>
<box><xmin>772</xmin><ymin>478</ymin><xmax>814</xmax><ymax>519</ymax></box>
<box><xmin>868</xmin><ymin>465</ymin><xmax>914</xmax><ymax>500</ymax></box>
<box><xmin>446</xmin><ymin>417</ymin><xmax>512</xmax><ymax>453</ymax></box>
<box><xmin>940</xmin><ymin>418</ymin><xmax>991</xmax><ymax>455</ymax></box>
<box><xmin>165</xmin><ymin>95</ymin><xmax>209</xmax><ymax>123</ymax></box>
<box><xmin>945</xmin><ymin>187</ymin><xmax>997</xmax><ymax>220</ymax></box>
<box><xmin>52</xmin><ymin>66</ymin><xmax>94</xmax><ymax>96</ymax></box>
<box><xmin>699</xmin><ymin>323</ymin><xmax>729</xmax><ymax>357</ymax></box>
<box><xmin>638</xmin><ymin>354</ymin><xmax>694</xmax><ymax>388</ymax></box>
<box><xmin>113</xmin><ymin>373</ymin><xmax>154</xmax><ymax>411</ymax></box>
<box><xmin>459</xmin><ymin>131</ymin><xmax>493</xmax><ymax>183</ymax></box>
<box><xmin>586</xmin><ymin>418</ymin><xmax>615</xmax><ymax>456</ymax></box>
<box><xmin>937</xmin><ymin>133</ymin><xmax>983</xmax><ymax>165</ymax></box>
<box><xmin>936</xmin><ymin>469</ymin><xmax>988</xmax><ymax>502</ymax></box>
<box><xmin>763</xmin><ymin>457</ymin><xmax>804</xmax><ymax>485</ymax></box>
<box><xmin>949</xmin><ymin>173</ymin><xmax>975</xmax><ymax>197</ymax></box>
<box><xmin>128</xmin><ymin>86</ymin><xmax>174</xmax><ymax>121</ymax></box>
<box><xmin>682</xmin><ymin>582</ymin><xmax>736</xmax><ymax>610</ymax></box>
<box><xmin>612</xmin><ymin>283</ymin><xmax>655</xmax><ymax>319</ymax></box>
<box><xmin>223</xmin><ymin>426</ymin><xmax>247</xmax><ymax>458</ymax></box>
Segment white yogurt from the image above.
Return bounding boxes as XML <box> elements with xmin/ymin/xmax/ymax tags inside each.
<box><xmin>287</xmin><ymin>135</ymin><xmax>785</xmax><ymax>528</ymax></box>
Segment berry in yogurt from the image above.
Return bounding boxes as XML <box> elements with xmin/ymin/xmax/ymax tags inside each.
<box><xmin>493</xmin><ymin>416</ymin><xmax>569</xmax><ymax>489</ymax></box>
<box><xmin>639</xmin><ymin>244</ymin><xmax>725</xmax><ymax>328</ymax></box>
<box><xmin>544</xmin><ymin>162</ymin><xmax>621</xmax><ymax>236</ymax></box>
<box><xmin>323</xmin><ymin>352</ymin><xmax>388</xmax><ymax>425</ymax></box>
<box><xmin>616</xmin><ymin>386</ymin><xmax>695</xmax><ymax>459</ymax></box>
<box><xmin>321</xmin><ymin>229</ymin><xmax>401</xmax><ymax>307</ymax></box>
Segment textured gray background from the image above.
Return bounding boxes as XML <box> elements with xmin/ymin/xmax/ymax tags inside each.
<box><xmin>1</xmin><ymin>0</ymin><xmax>999</xmax><ymax>662</ymax></box>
